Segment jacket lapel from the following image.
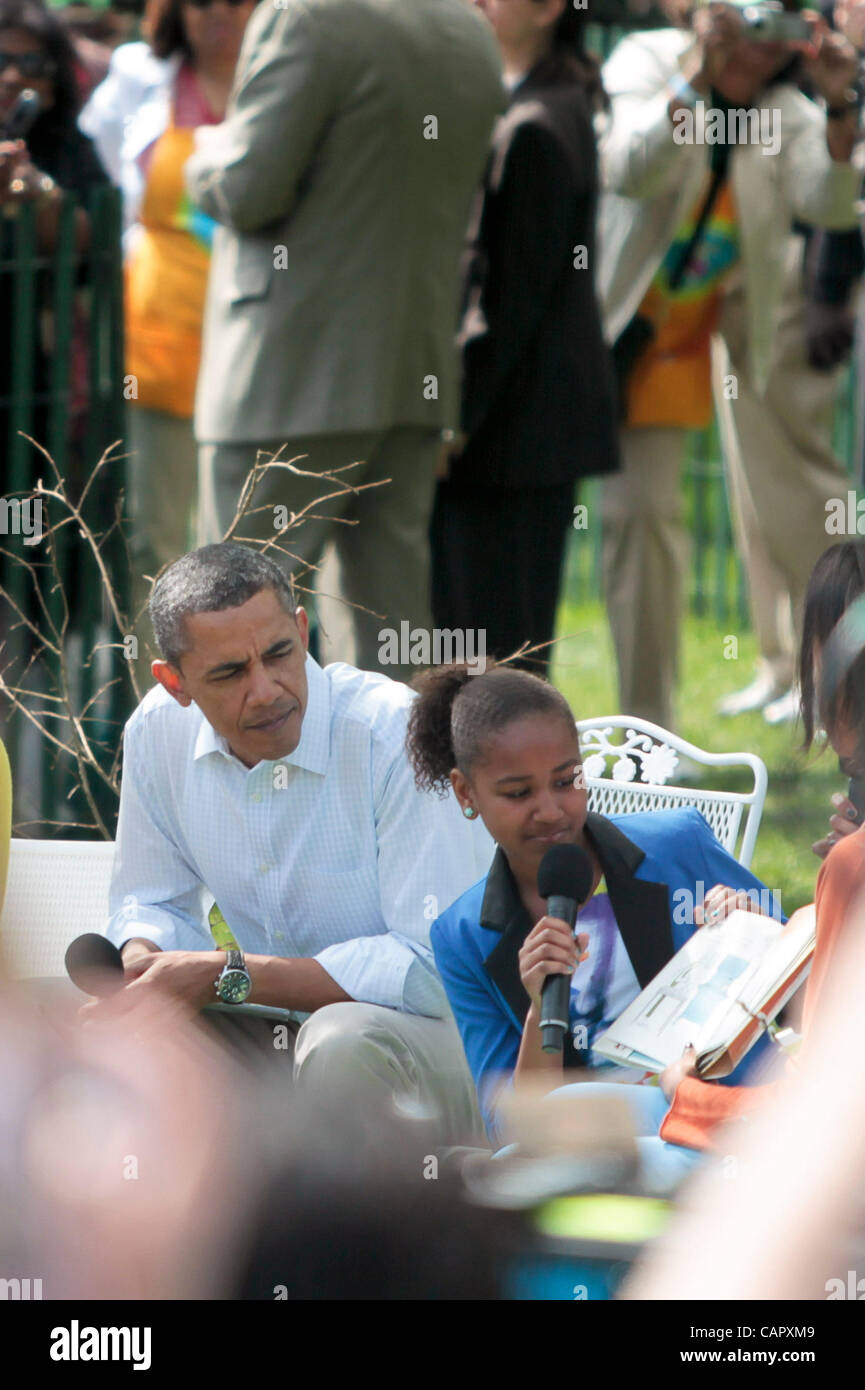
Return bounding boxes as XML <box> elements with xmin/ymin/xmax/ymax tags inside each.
<box><xmin>480</xmin><ymin>849</ymin><xmax>534</xmax><ymax>1027</ymax></box>
<box><xmin>481</xmin><ymin>816</ymin><xmax>675</xmax><ymax>1025</ymax></box>
<box><xmin>584</xmin><ymin>813</ymin><xmax>674</xmax><ymax>988</ymax></box>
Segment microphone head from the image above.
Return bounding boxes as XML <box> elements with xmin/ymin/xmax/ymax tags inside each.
<box><xmin>65</xmin><ymin>932</ymin><xmax>125</xmax><ymax>996</ymax></box>
<box><xmin>537</xmin><ymin>843</ymin><xmax>593</xmax><ymax>904</ymax></box>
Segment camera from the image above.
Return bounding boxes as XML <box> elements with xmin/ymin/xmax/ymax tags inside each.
<box><xmin>739</xmin><ymin>2</ymin><xmax>811</xmax><ymax>42</ymax></box>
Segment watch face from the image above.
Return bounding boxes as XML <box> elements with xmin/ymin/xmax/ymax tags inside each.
<box><xmin>219</xmin><ymin>969</ymin><xmax>252</xmax><ymax>1004</ymax></box>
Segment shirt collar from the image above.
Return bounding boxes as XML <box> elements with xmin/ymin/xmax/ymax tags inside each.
<box><xmin>191</xmin><ymin>653</ymin><xmax>331</xmax><ymax>775</ymax></box>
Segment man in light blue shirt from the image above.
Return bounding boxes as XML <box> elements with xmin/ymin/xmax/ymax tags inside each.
<box><xmin>103</xmin><ymin>543</ymin><xmax>494</xmax><ymax>1141</ymax></box>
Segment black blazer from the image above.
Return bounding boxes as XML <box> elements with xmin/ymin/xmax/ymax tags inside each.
<box><xmin>451</xmin><ymin>55</ymin><xmax>619</xmax><ymax>492</ymax></box>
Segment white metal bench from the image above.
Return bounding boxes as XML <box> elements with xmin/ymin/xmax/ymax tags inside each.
<box><xmin>576</xmin><ymin>716</ymin><xmax>767</xmax><ymax>869</ymax></box>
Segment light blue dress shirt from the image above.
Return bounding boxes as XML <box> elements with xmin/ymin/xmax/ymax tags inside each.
<box><xmin>104</xmin><ymin>656</ymin><xmax>495</xmax><ymax>1016</ymax></box>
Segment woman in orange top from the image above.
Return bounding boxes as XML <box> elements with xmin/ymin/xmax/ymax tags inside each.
<box><xmin>80</xmin><ymin>0</ymin><xmax>255</xmax><ymax>652</ymax></box>
<box><xmin>660</xmin><ymin>539</ymin><xmax>865</xmax><ymax>1151</ymax></box>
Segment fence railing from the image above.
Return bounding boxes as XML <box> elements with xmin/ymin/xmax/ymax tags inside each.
<box><xmin>0</xmin><ymin>185</ymin><xmax>129</xmax><ymax>839</ymax></box>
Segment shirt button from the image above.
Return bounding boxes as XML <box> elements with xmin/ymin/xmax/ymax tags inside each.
<box><xmin>250</xmin><ymin>792</ymin><xmax>262</xmax><ymax>803</ymax></box>
<box><xmin>259</xmin><ymin>862</ymin><xmax>271</xmax><ymax>873</ymax></box>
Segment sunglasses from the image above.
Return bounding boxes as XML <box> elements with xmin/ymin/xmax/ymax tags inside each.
<box><xmin>0</xmin><ymin>51</ymin><xmax>56</xmax><ymax>79</ymax></box>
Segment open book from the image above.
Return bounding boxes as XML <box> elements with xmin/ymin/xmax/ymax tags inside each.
<box><xmin>594</xmin><ymin>908</ymin><xmax>815</xmax><ymax>1079</ymax></box>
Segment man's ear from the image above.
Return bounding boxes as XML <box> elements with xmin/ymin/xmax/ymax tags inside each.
<box><xmin>294</xmin><ymin>604</ymin><xmax>310</xmax><ymax>652</ymax></box>
<box><xmin>152</xmin><ymin>659</ymin><xmax>192</xmax><ymax>707</ymax></box>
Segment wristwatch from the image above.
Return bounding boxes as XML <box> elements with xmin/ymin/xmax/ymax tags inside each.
<box><xmin>214</xmin><ymin>948</ymin><xmax>252</xmax><ymax>1004</ymax></box>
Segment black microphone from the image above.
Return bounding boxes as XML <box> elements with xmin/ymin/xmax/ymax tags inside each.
<box><xmin>65</xmin><ymin>932</ymin><xmax>126</xmax><ymax>996</ymax></box>
<box><xmin>537</xmin><ymin>844</ymin><xmax>593</xmax><ymax>1054</ymax></box>
<box><xmin>1</xmin><ymin>89</ymin><xmax>42</xmax><ymax>142</ymax></box>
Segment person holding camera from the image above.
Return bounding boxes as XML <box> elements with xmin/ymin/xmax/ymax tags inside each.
<box><xmin>596</xmin><ymin>0</ymin><xmax>860</xmax><ymax>733</ymax></box>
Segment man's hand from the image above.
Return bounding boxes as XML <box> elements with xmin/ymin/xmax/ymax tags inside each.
<box><xmin>660</xmin><ymin>1043</ymin><xmax>699</xmax><ymax>1101</ymax></box>
<box><xmin>82</xmin><ymin>950</ymin><xmax>225</xmax><ymax>1019</ymax></box>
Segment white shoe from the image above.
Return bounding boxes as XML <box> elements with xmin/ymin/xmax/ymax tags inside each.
<box><xmin>763</xmin><ymin>687</ymin><xmax>800</xmax><ymax>726</ymax></box>
<box><xmin>717</xmin><ymin>672</ymin><xmax>784</xmax><ymax>717</ymax></box>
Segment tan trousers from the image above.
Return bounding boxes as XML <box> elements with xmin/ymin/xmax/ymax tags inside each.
<box><xmin>713</xmin><ymin>236</ymin><xmax>849</xmax><ymax>691</ymax></box>
<box><xmin>197</xmin><ymin>428</ymin><xmax>440</xmax><ymax>682</ymax></box>
<box><xmin>126</xmin><ymin>405</ymin><xmax>198</xmax><ymax>662</ymax></box>
<box><xmin>293</xmin><ymin>1002</ymin><xmax>487</xmax><ymax>1147</ymax></box>
<box><xmin>203</xmin><ymin>1000</ymin><xmax>486</xmax><ymax>1146</ymax></box>
<box><xmin>599</xmin><ymin>425</ymin><xmax>689</xmax><ymax>731</ymax></box>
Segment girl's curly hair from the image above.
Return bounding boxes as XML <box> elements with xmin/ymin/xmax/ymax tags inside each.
<box><xmin>406</xmin><ymin>661</ymin><xmax>575</xmax><ymax>795</ymax></box>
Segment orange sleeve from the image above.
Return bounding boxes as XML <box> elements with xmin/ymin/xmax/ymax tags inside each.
<box><xmin>659</xmin><ymin>1076</ymin><xmax>776</xmax><ymax>1151</ymax></box>
<box><xmin>659</xmin><ymin>826</ymin><xmax>865</xmax><ymax>1152</ymax></box>
<box><xmin>802</xmin><ymin>827</ymin><xmax>865</xmax><ymax>1036</ymax></box>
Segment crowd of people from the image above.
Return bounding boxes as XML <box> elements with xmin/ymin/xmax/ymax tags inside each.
<box><xmin>5</xmin><ymin>0</ymin><xmax>865</xmax><ymax>1305</ymax></box>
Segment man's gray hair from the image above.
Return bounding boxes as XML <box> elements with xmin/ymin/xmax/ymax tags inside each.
<box><xmin>149</xmin><ymin>543</ymin><xmax>297</xmax><ymax>666</ymax></box>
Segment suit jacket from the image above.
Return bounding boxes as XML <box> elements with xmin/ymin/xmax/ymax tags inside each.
<box><xmin>431</xmin><ymin>807</ymin><xmax>772</xmax><ymax>1141</ymax></box>
<box><xmin>185</xmin><ymin>0</ymin><xmax>504</xmax><ymax>444</ymax></box>
<box><xmin>597</xmin><ymin>28</ymin><xmax>860</xmax><ymax>393</ymax></box>
<box><xmin>451</xmin><ymin>56</ymin><xmax>619</xmax><ymax>491</ymax></box>
<box><xmin>661</xmin><ymin>820</ymin><xmax>865</xmax><ymax>1151</ymax></box>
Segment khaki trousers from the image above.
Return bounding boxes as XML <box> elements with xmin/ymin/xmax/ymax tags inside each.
<box><xmin>204</xmin><ymin>1001</ymin><xmax>485</xmax><ymax>1147</ymax></box>
<box><xmin>198</xmin><ymin>428</ymin><xmax>440</xmax><ymax>682</ymax></box>
<box><xmin>293</xmin><ymin>1002</ymin><xmax>487</xmax><ymax>1147</ymax></box>
<box><xmin>599</xmin><ymin>425</ymin><xmax>689</xmax><ymax>731</ymax></box>
<box><xmin>126</xmin><ymin>405</ymin><xmax>198</xmax><ymax>662</ymax></box>
<box><xmin>713</xmin><ymin>236</ymin><xmax>849</xmax><ymax>690</ymax></box>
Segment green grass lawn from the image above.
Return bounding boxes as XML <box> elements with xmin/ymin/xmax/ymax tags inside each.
<box><xmin>550</xmin><ymin>596</ymin><xmax>840</xmax><ymax>915</ymax></box>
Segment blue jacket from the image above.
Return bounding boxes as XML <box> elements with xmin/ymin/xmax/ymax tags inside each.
<box><xmin>432</xmin><ymin>808</ymin><xmax>777</xmax><ymax>1139</ymax></box>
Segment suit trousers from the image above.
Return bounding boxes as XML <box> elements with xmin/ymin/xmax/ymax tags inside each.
<box><xmin>712</xmin><ymin>235</ymin><xmax>849</xmax><ymax>691</ymax></box>
<box><xmin>126</xmin><ymin>404</ymin><xmax>198</xmax><ymax>661</ymax></box>
<box><xmin>203</xmin><ymin>1001</ymin><xmax>486</xmax><ymax>1147</ymax></box>
<box><xmin>198</xmin><ymin>428</ymin><xmax>441</xmax><ymax>682</ymax></box>
<box><xmin>599</xmin><ymin>426</ymin><xmax>689</xmax><ymax>730</ymax></box>
<box><xmin>430</xmin><ymin>478</ymin><xmax>577</xmax><ymax>675</ymax></box>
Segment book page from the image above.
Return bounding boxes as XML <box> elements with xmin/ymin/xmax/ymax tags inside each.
<box><xmin>596</xmin><ymin>910</ymin><xmax>784</xmax><ymax>1071</ymax></box>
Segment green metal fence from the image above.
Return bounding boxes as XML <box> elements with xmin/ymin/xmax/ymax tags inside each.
<box><xmin>0</xmin><ymin>185</ymin><xmax>129</xmax><ymax>839</ymax></box>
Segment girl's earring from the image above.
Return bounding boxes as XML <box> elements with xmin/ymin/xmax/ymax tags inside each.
<box><xmin>463</xmin><ymin>806</ymin><xmax>476</xmax><ymax>819</ymax></box>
